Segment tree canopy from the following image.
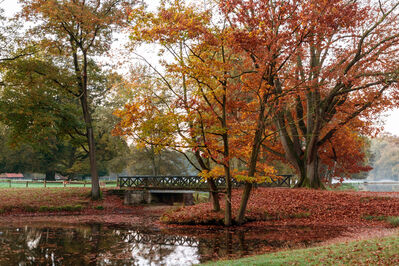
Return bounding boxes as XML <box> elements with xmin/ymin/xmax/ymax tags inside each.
<box><xmin>115</xmin><ymin>0</ymin><xmax>399</xmax><ymax>224</ymax></box>
<box><xmin>0</xmin><ymin>0</ymin><xmax>398</xmax><ymax>224</ymax></box>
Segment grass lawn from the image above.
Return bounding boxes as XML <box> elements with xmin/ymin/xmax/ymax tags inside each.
<box><xmin>327</xmin><ymin>183</ymin><xmax>361</xmax><ymax>191</ymax></box>
<box><xmin>206</xmin><ymin>234</ymin><xmax>399</xmax><ymax>265</ymax></box>
<box><xmin>0</xmin><ymin>180</ymin><xmax>117</xmax><ymax>188</ymax></box>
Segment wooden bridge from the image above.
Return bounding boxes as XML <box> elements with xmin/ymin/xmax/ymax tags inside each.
<box><xmin>117</xmin><ymin>175</ymin><xmax>293</xmax><ymax>205</ymax></box>
<box><xmin>118</xmin><ymin>175</ymin><xmax>293</xmax><ymax>191</ymax></box>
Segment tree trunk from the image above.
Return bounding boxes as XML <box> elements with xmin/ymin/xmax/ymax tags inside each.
<box><xmin>208</xmin><ymin>179</ymin><xmax>221</xmax><ymax>211</ymax></box>
<box><xmin>80</xmin><ymin>89</ymin><xmax>100</xmax><ymax>199</ymax></box>
<box><xmin>191</xmin><ymin>150</ymin><xmax>221</xmax><ymax>211</ymax></box>
<box><xmin>222</xmin><ymin>123</ymin><xmax>232</xmax><ymax>226</ymax></box>
<box><xmin>72</xmin><ymin>50</ymin><xmax>100</xmax><ymax>200</ymax></box>
<box><xmin>224</xmin><ymin>164</ymin><xmax>232</xmax><ymax>226</ymax></box>
<box><xmin>236</xmin><ymin>101</ymin><xmax>266</xmax><ymax>224</ymax></box>
<box><xmin>296</xmin><ymin>147</ymin><xmax>324</xmax><ymax>189</ymax></box>
<box><xmin>306</xmin><ymin>152</ymin><xmax>324</xmax><ymax>189</ymax></box>
<box><xmin>276</xmin><ymin>112</ymin><xmax>325</xmax><ymax>189</ymax></box>
<box><xmin>293</xmin><ymin>162</ymin><xmax>306</xmax><ymax>188</ymax></box>
<box><xmin>222</xmin><ymin>124</ymin><xmax>232</xmax><ymax>225</ymax></box>
<box><xmin>149</xmin><ymin>146</ymin><xmax>157</xmax><ymax>176</ymax></box>
<box><xmin>45</xmin><ymin>171</ymin><xmax>56</xmax><ymax>181</ymax></box>
<box><xmin>237</xmin><ymin>182</ymin><xmax>252</xmax><ymax>224</ymax></box>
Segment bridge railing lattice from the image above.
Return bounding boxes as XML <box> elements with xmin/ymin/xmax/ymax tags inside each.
<box><xmin>118</xmin><ymin>175</ymin><xmax>293</xmax><ymax>190</ymax></box>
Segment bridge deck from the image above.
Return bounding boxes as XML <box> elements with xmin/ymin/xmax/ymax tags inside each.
<box><xmin>118</xmin><ymin>175</ymin><xmax>293</xmax><ymax>191</ymax></box>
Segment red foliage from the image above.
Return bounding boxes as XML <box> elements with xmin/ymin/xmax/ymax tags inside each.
<box><xmin>161</xmin><ymin>188</ymin><xmax>399</xmax><ymax>227</ymax></box>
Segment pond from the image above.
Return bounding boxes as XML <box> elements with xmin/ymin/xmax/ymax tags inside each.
<box><xmin>358</xmin><ymin>182</ymin><xmax>399</xmax><ymax>192</ymax></box>
<box><xmin>0</xmin><ymin>223</ymin><xmax>340</xmax><ymax>265</ymax></box>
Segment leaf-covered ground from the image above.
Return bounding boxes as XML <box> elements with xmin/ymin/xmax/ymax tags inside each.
<box><xmin>0</xmin><ymin>188</ymin><xmax>147</xmax><ymax>217</ymax></box>
<box><xmin>161</xmin><ymin>188</ymin><xmax>399</xmax><ymax>228</ymax></box>
<box><xmin>0</xmin><ymin>188</ymin><xmax>169</xmax><ymax>227</ymax></box>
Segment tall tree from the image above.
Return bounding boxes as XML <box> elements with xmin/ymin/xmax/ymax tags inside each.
<box><xmin>116</xmin><ymin>0</ymin><xmax>276</xmax><ymax>225</ymax></box>
<box><xmin>0</xmin><ymin>53</ymin><xmax>85</xmax><ymax>180</ymax></box>
<box><xmin>116</xmin><ymin>2</ymin><xmax>237</xmax><ymax>223</ymax></box>
<box><xmin>221</xmin><ymin>0</ymin><xmax>399</xmax><ymax>188</ymax></box>
<box><xmin>19</xmin><ymin>0</ymin><xmax>134</xmax><ymax>199</ymax></box>
<box><xmin>0</xmin><ymin>54</ymin><xmax>129</xmax><ymax>179</ymax></box>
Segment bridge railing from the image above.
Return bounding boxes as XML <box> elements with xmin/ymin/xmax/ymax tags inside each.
<box><xmin>118</xmin><ymin>175</ymin><xmax>293</xmax><ymax>190</ymax></box>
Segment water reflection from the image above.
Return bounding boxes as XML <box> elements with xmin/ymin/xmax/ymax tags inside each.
<box><xmin>0</xmin><ymin>224</ymin><xmax>335</xmax><ymax>265</ymax></box>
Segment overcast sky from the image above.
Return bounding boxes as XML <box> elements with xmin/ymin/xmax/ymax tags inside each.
<box><xmin>1</xmin><ymin>0</ymin><xmax>399</xmax><ymax>136</ymax></box>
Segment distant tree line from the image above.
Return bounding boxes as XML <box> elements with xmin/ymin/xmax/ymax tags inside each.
<box><xmin>367</xmin><ymin>135</ymin><xmax>399</xmax><ymax>181</ymax></box>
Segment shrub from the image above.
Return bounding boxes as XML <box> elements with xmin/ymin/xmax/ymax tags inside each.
<box><xmin>94</xmin><ymin>205</ymin><xmax>104</xmax><ymax>210</ymax></box>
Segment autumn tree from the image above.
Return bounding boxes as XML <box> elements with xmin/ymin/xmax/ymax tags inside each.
<box><xmin>113</xmin><ymin>65</ymin><xmax>224</xmax><ymax>213</ymax></box>
<box><xmin>116</xmin><ymin>2</ymin><xmax>240</xmax><ymax>224</ymax></box>
<box><xmin>19</xmin><ymin>0</ymin><xmax>135</xmax><ymax>199</ymax></box>
<box><xmin>318</xmin><ymin>121</ymin><xmax>373</xmax><ymax>183</ymax></box>
<box><xmin>221</xmin><ymin>0</ymin><xmax>399</xmax><ymax>188</ymax></box>
<box><xmin>116</xmin><ymin>0</ymin><xmax>277</xmax><ymax>225</ymax></box>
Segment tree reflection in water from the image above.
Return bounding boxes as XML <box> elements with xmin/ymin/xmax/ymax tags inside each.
<box><xmin>0</xmin><ymin>224</ymin><xmax>332</xmax><ymax>265</ymax></box>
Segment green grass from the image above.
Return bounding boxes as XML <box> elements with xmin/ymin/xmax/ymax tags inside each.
<box><xmin>204</xmin><ymin>234</ymin><xmax>399</xmax><ymax>265</ymax></box>
<box><xmin>361</xmin><ymin>215</ymin><xmax>399</xmax><ymax>227</ymax></box>
<box><xmin>362</xmin><ymin>214</ymin><xmax>387</xmax><ymax>221</ymax></box>
<box><xmin>0</xmin><ymin>181</ymin><xmax>117</xmax><ymax>188</ymax></box>
<box><xmin>327</xmin><ymin>183</ymin><xmax>360</xmax><ymax>191</ymax></box>
<box><xmin>386</xmin><ymin>216</ymin><xmax>399</xmax><ymax>227</ymax></box>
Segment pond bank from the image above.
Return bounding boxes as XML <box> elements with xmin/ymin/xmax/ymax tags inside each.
<box><xmin>0</xmin><ymin>187</ymin><xmax>398</xmax><ymax>264</ymax></box>
<box><xmin>205</xmin><ymin>231</ymin><xmax>399</xmax><ymax>265</ymax></box>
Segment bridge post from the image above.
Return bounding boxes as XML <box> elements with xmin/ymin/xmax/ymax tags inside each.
<box><xmin>144</xmin><ymin>189</ymin><xmax>152</xmax><ymax>204</ymax></box>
